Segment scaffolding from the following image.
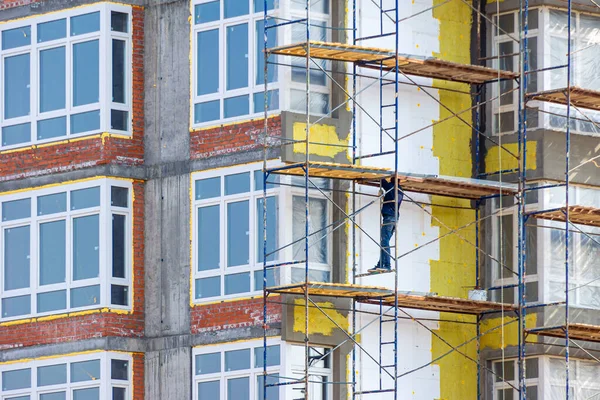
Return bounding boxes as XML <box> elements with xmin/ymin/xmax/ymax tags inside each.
<box><xmin>259</xmin><ymin>0</ymin><xmax>600</xmax><ymax>399</ymax></box>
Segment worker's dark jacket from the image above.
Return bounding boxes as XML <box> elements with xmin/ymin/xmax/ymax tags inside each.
<box><xmin>381</xmin><ymin>179</ymin><xmax>404</xmax><ymax>217</ymax></box>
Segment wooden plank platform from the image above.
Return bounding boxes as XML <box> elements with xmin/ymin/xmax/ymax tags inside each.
<box><xmin>528</xmin><ymin>87</ymin><xmax>600</xmax><ymax>112</ymax></box>
<box><xmin>268</xmin><ymin>41</ymin><xmax>519</xmax><ymax>85</ymax></box>
<box><xmin>527</xmin><ymin>323</ymin><xmax>600</xmax><ymax>343</ymax></box>
<box><xmin>531</xmin><ymin>206</ymin><xmax>600</xmax><ymax>228</ymax></box>
<box><xmin>268</xmin><ymin>282</ymin><xmax>517</xmax><ymax>316</ymax></box>
<box><xmin>269</xmin><ymin>161</ymin><xmax>518</xmax><ymax>199</ymax></box>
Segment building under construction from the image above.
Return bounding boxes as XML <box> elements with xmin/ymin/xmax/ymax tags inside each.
<box><xmin>0</xmin><ymin>0</ymin><xmax>598</xmax><ymax>399</ymax></box>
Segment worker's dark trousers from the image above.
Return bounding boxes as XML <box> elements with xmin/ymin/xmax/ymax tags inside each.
<box><xmin>378</xmin><ymin>214</ymin><xmax>396</xmax><ymax>269</ymax></box>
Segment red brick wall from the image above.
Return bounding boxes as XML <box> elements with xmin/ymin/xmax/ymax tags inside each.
<box><xmin>191</xmin><ymin>297</ymin><xmax>281</xmax><ymax>333</ymax></box>
<box><xmin>0</xmin><ymin>6</ymin><xmax>145</xmax><ymax>183</ymax></box>
<box><xmin>0</xmin><ymin>0</ymin><xmax>39</xmax><ymax>10</ymax></box>
<box><xmin>0</xmin><ymin>181</ymin><xmax>145</xmax><ymax>349</ymax></box>
<box><xmin>132</xmin><ymin>353</ymin><xmax>145</xmax><ymax>400</ymax></box>
<box><xmin>190</xmin><ymin>116</ymin><xmax>281</xmax><ymax>159</ymax></box>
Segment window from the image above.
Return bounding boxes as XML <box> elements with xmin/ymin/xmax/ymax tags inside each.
<box><xmin>0</xmin><ymin>352</ymin><xmax>131</xmax><ymax>400</ymax></box>
<box><xmin>0</xmin><ymin>4</ymin><xmax>132</xmax><ymax>150</ymax></box>
<box><xmin>289</xmin><ymin>345</ymin><xmax>333</xmax><ymax>400</ymax></box>
<box><xmin>549</xmin><ymin>357</ymin><xmax>600</xmax><ymax>398</ymax></box>
<box><xmin>490</xmin><ymin>206</ymin><xmax>539</xmax><ymax>304</ymax></box>
<box><xmin>492</xmin><ymin>358</ymin><xmax>539</xmax><ymax>400</ymax></box>
<box><xmin>289</xmin><ymin>1</ymin><xmax>331</xmax><ymax>115</ymax></box>
<box><xmin>192</xmin><ymin>163</ymin><xmax>331</xmax><ymax>302</ymax></box>
<box><xmin>193</xmin><ymin>340</ymin><xmax>281</xmax><ymax>400</ymax></box>
<box><xmin>0</xmin><ymin>179</ymin><xmax>132</xmax><ymax>320</ymax></box>
<box><xmin>491</xmin><ymin>9</ymin><xmax>539</xmax><ymax>135</ymax></box>
<box><xmin>192</xmin><ymin>0</ymin><xmax>279</xmax><ymax>125</ymax></box>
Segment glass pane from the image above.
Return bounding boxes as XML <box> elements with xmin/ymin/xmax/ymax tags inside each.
<box><xmin>71</xmin><ymin>186</ymin><xmax>100</xmax><ymax>210</ymax></box>
<box><xmin>73</xmin><ymin>388</ymin><xmax>99</xmax><ymax>400</ymax></box>
<box><xmin>111</xmin><ymin>110</ymin><xmax>128</xmax><ymax>131</ymax></box>
<box><xmin>70</xmin><ymin>12</ymin><xmax>100</xmax><ymax>36</ymax></box>
<box><xmin>112</xmin><ymin>214</ymin><xmax>126</xmax><ymax>278</ymax></box>
<box><xmin>196</xmin><ymin>177</ymin><xmax>221</xmax><ymax>200</ymax></box>
<box><xmin>497</xmin><ymin>388</ymin><xmax>514</xmax><ymax>400</ymax></box>
<box><xmin>526</xmin><ymin>37</ymin><xmax>538</xmax><ymax>93</ymax></box>
<box><xmin>254</xmin><ymin>170</ymin><xmax>279</xmax><ymax>191</ymax></box>
<box><xmin>254</xmin><ymin>0</ymin><xmax>276</xmax><ymax>12</ymax></box>
<box><xmin>290</xmin><ymin>89</ymin><xmax>329</xmax><ymax>115</ymax></box>
<box><xmin>39</xmin><ymin>393</ymin><xmax>65</xmax><ymax>400</ymax></box>
<box><xmin>6</xmin><ymin>396</ymin><xmax>30</xmax><ymax>400</ymax></box>
<box><xmin>111</xmin><ymin>285</ymin><xmax>128</xmax><ymax>306</ymax></box>
<box><xmin>111</xmin><ymin>359</ymin><xmax>128</xmax><ymax>380</ymax></box>
<box><xmin>70</xmin><ymin>285</ymin><xmax>100</xmax><ymax>308</ymax></box>
<box><xmin>494</xmin><ymin>111</ymin><xmax>514</xmax><ymax>134</ymax></box>
<box><xmin>253</xmin><ymin>90</ymin><xmax>279</xmax><ymax>113</ymax></box>
<box><xmin>40</xmin><ymin>46</ymin><xmax>66</xmax><ymax>113</ymax></box>
<box><xmin>257</xmin><ymin>196</ymin><xmax>277</xmax><ymax>262</ymax></box>
<box><xmin>38</xmin><ymin>19</ymin><xmax>66</xmax><ymax>42</ymax></box>
<box><xmin>225</xmin><ymin>172</ymin><xmax>250</xmax><ymax>195</ymax></box>
<box><xmin>227</xmin><ymin>377</ymin><xmax>249</xmax><ymax>400</ymax></box>
<box><xmin>226</xmin><ymin>23</ymin><xmax>248</xmax><ymax>90</ymax></box>
<box><xmin>291</xmin><ymin>22</ymin><xmax>327</xmax><ymax>85</ymax></box>
<box><xmin>291</xmin><ymin>268</ymin><xmax>330</xmax><ymax>283</ymax></box>
<box><xmin>3</xmin><ymin>198</ymin><xmax>30</xmax><ymax>221</ymax></box>
<box><xmin>4</xmin><ymin>54</ymin><xmax>30</xmax><ymax>119</ymax></box>
<box><xmin>38</xmin><ymin>364</ymin><xmax>67</xmax><ymax>386</ymax></box>
<box><xmin>2</xmin><ymin>295</ymin><xmax>30</xmax><ymax>318</ymax></box>
<box><xmin>73</xmin><ymin>40</ymin><xmax>99</xmax><ymax>106</ymax></box>
<box><xmin>2</xmin><ymin>368</ymin><xmax>31</xmax><ymax>390</ymax></box>
<box><xmin>38</xmin><ymin>192</ymin><xmax>66</xmax><ymax>215</ymax></box>
<box><xmin>291</xmin><ymin>0</ymin><xmax>329</xmax><ymax>13</ymax></box>
<box><xmin>111</xmin><ymin>187</ymin><xmax>129</xmax><ymax>208</ymax></box>
<box><xmin>224</xmin><ymin>95</ymin><xmax>249</xmax><ymax>118</ymax></box>
<box><xmin>2</xmin><ymin>123</ymin><xmax>31</xmax><ymax>147</ymax></box>
<box><xmin>71</xmin><ymin>359</ymin><xmax>100</xmax><ymax>382</ymax></box>
<box><xmin>256</xmin><ymin>19</ymin><xmax>277</xmax><ymax>85</ymax></box>
<box><xmin>494</xmin><ymin>360</ymin><xmax>514</xmax><ymax>382</ymax></box>
<box><xmin>198</xmin><ymin>381</ymin><xmax>220</xmax><ymax>399</ymax></box>
<box><xmin>195</xmin><ymin>1</ymin><xmax>220</xmax><ymax>24</ymax></box>
<box><xmin>257</xmin><ymin>374</ymin><xmax>279</xmax><ymax>400</ymax></box>
<box><xmin>73</xmin><ymin>215</ymin><xmax>99</xmax><ymax>280</ymax></box>
<box><xmin>225</xmin><ymin>349</ymin><xmax>250</xmax><ymax>371</ymax></box>
<box><xmin>198</xmin><ymin>205</ymin><xmax>220</xmax><ymax>271</ymax></box>
<box><xmin>40</xmin><ymin>220</ymin><xmax>66</xmax><ymax>285</ymax></box>
<box><xmin>292</xmin><ymin>197</ymin><xmax>328</xmax><ymax>263</ymax></box>
<box><xmin>37</xmin><ymin>290</ymin><xmax>67</xmax><ymax>313</ymax></box>
<box><xmin>112</xmin><ymin>388</ymin><xmax>126</xmax><ymax>400</ymax></box>
<box><xmin>224</xmin><ymin>272</ymin><xmax>250</xmax><ymax>295</ymax></box>
<box><xmin>71</xmin><ymin>110</ymin><xmax>100</xmax><ymax>134</ymax></box>
<box><xmin>112</xmin><ymin>39</ymin><xmax>126</xmax><ymax>104</ymax></box>
<box><xmin>497</xmin><ymin>14</ymin><xmax>514</xmax><ymax>34</ymax></box>
<box><xmin>498</xmin><ymin>42</ymin><xmax>513</xmax><ymax>105</ymax></box>
<box><xmin>497</xmin><ymin>214</ymin><xmax>514</xmax><ymax>278</ymax></box>
<box><xmin>2</xmin><ymin>26</ymin><xmax>31</xmax><ymax>49</ymax></box>
<box><xmin>195</xmin><ymin>277</ymin><xmax>220</xmax><ymax>299</ymax></box>
<box><xmin>4</xmin><ymin>225</ymin><xmax>30</xmax><ymax>290</ymax></box>
<box><xmin>195</xmin><ymin>353</ymin><xmax>220</xmax><ymax>375</ymax></box>
<box><xmin>224</xmin><ymin>0</ymin><xmax>248</xmax><ymax>18</ymax></box>
<box><xmin>38</xmin><ymin>117</ymin><xmax>67</xmax><ymax>140</ymax></box>
<box><xmin>197</xmin><ymin>29</ymin><xmax>219</xmax><ymax>96</ymax></box>
<box><xmin>227</xmin><ymin>200</ymin><xmax>249</xmax><ymax>266</ymax></box>
<box><xmin>254</xmin><ymin>345</ymin><xmax>281</xmax><ymax>368</ymax></box>
<box><xmin>526</xmin><ymin>358</ymin><xmax>538</xmax><ymax>379</ymax></box>
<box><xmin>111</xmin><ymin>12</ymin><xmax>128</xmax><ymax>33</ymax></box>
<box><xmin>253</xmin><ymin>268</ymin><xmax>278</xmax><ymax>290</ymax></box>
<box><xmin>194</xmin><ymin>101</ymin><xmax>220</xmax><ymax>124</ymax></box>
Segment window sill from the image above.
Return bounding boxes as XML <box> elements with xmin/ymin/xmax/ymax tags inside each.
<box><xmin>0</xmin><ymin>305</ymin><xmax>133</xmax><ymax>327</ymax></box>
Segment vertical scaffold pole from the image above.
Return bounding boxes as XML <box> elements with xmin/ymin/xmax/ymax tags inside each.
<box><xmin>304</xmin><ymin>2</ymin><xmax>311</xmax><ymax>400</ymax></box>
<box><xmin>351</xmin><ymin>0</ymin><xmax>358</xmax><ymax>398</ymax></box>
<box><xmin>565</xmin><ymin>0</ymin><xmax>572</xmax><ymax>397</ymax></box>
<box><xmin>262</xmin><ymin>0</ymin><xmax>269</xmax><ymax>397</ymax></box>
<box><xmin>393</xmin><ymin>1</ymin><xmax>400</xmax><ymax>399</ymax></box>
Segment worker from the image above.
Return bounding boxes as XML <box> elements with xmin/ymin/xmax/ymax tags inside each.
<box><xmin>369</xmin><ymin>177</ymin><xmax>404</xmax><ymax>273</ymax></box>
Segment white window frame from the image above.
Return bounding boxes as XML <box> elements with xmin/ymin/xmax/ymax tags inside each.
<box><xmin>286</xmin><ymin>0</ymin><xmax>332</xmax><ymax>116</ymax></box>
<box><xmin>491</xmin><ymin>8</ymin><xmax>540</xmax><ymax>136</ymax></box>
<box><xmin>192</xmin><ymin>338</ymin><xmax>282</xmax><ymax>400</ymax></box>
<box><xmin>491</xmin><ymin>357</ymin><xmax>540</xmax><ymax>400</ymax></box>
<box><xmin>547</xmin><ymin>356</ymin><xmax>600</xmax><ymax>398</ymax></box>
<box><xmin>191</xmin><ymin>0</ymin><xmax>280</xmax><ymax>128</ymax></box>
<box><xmin>0</xmin><ymin>3</ymin><xmax>133</xmax><ymax>151</ymax></box>
<box><xmin>191</xmin><ymin>161</ymin><xmax>333</xmax><ymax>303</ymax></box>
<box><xmin>286</xmin><ymin>343</ymin><xmax>333</xmax><ymax>400</ymax></box>
<box><xmin>0</xmin><ymin>178</ymin><xmax>133</xmax><ymax>321</ymax></box>
<box><xmin>541</xmin><ymin>184</ymin><xmax>600</xmax><ymax>308</ymax></box>
<box><xmin>0</xmin><ymin>352</ymin><xmax>132</xmax><ymax>400</ymax></box>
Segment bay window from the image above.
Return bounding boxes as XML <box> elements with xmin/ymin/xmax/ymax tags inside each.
<box><xmin>0</xmin><ymin>3</ymin><xmax>133</xmax><ymax>149</ymax></box>
<box><xmin>0</xmin><ymin>179</ymin><xmax>132</xmax><ymax>321</ymax></box>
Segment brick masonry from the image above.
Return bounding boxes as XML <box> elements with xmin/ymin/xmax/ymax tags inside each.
<box><xmin>190</xmin><ymin>116</ymin><xmax>282</xmax><ymax>159</ymax></box>
<box><xmin>0</xmin><ymin>181</ymin><xmax>145</xmax><ymax>349</ymax></box>
<box><xmin>132</xmin><ymin>353</ymin><xmax>145</xmax><ymax>400</ymax></box>
<box><xmin>0</xmin><ymin>6</ymin><xmax>145</xmax><ymax>183</ymax></box>
<box><xmin>191</xmin><ymin>297</ymin><xmax>282</xmax><ymax>333</ymax></box>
